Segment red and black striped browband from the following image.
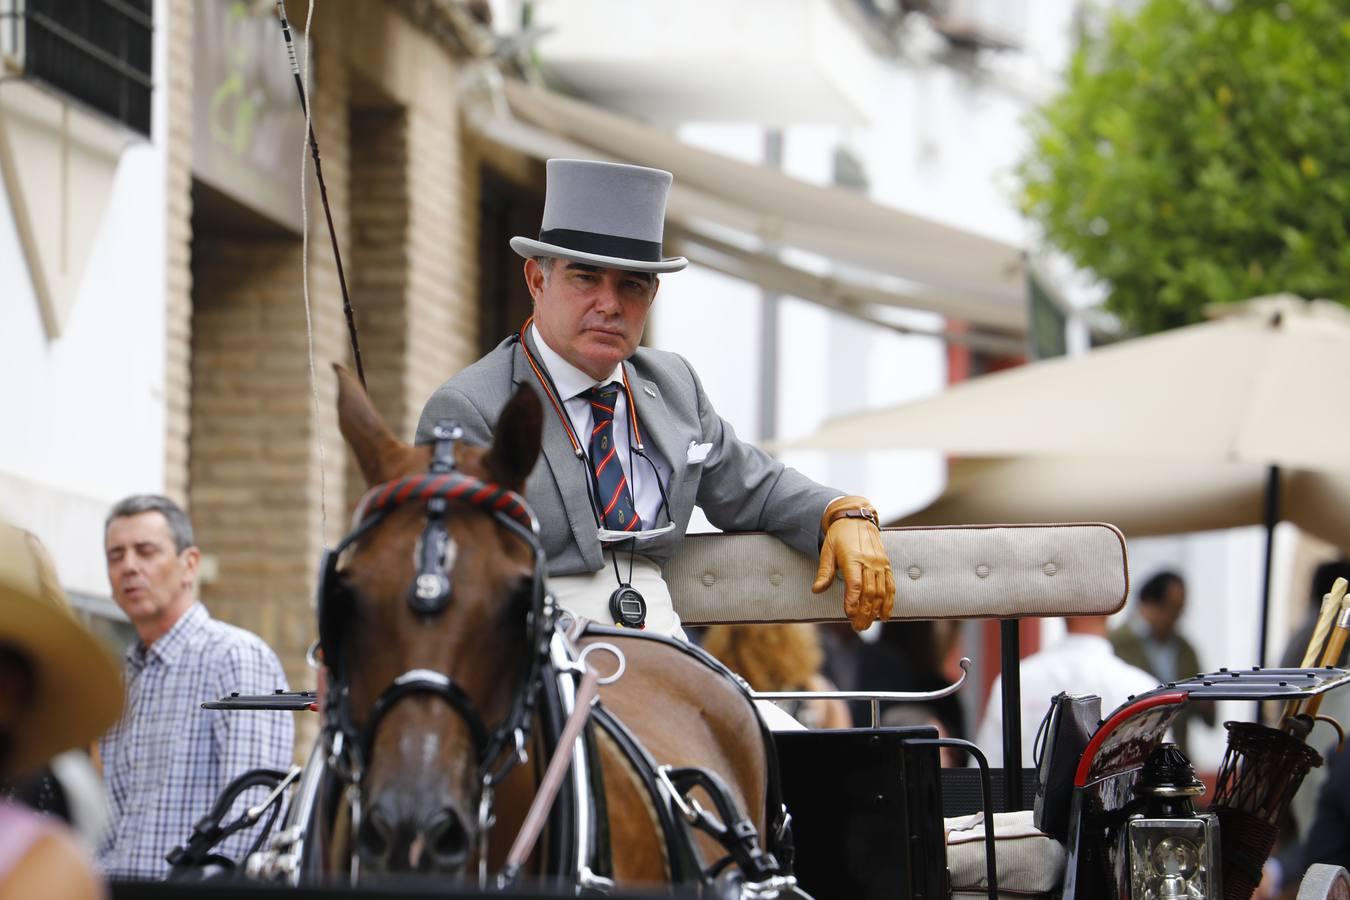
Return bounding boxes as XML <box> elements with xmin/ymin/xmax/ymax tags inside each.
<box><xmin>354</xmin><ymin>472</ymin><xmax>536</xmax><ymax>533</ymax></box>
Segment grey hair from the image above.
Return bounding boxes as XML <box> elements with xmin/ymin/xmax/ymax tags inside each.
<box><xmin>533</xmin><ymin>256</ymin><xmax>556</xmax><ymax>284</ymax></box>
<box><xmin>105</xmin><ymin>494</ymin><xmax>196</xmax><ymax>553</ymax></box>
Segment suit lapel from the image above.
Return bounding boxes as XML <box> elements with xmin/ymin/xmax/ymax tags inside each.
<box><xmin>626</xmin><ymin>363</ymin><xmax>684</xmax><ymax>480</ymax></box>
<box><xmin>515</xmin><ymin>332</ymin><xmax>597</xmax><ymax>554</ymax></box>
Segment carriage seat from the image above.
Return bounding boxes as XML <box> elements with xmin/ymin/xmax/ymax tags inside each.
<box><xmin>665</xmin><ymin>524</ymin><xmax>1128</xmax><ymax>900</ymax></box>
<box><xmin>665</xmin><ymin>523</ymin><xmax>1128</xmax><ymax>626</ymax></box>
<box><xmin>945</xmin><ymin>810</ymin><xmax>1065</xmax><ymax>899</ymax></box>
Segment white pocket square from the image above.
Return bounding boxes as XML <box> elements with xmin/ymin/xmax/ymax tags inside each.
<box><xmin>686</xmin><ymin>441</ymin><xmax>712</xmax><ymax>464</ymax></box>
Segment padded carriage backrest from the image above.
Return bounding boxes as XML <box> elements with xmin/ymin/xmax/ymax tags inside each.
<box><xmin>666</xmin><ymin>523</ymin><xmax>1129</xmax><ymax>626</ymax></box>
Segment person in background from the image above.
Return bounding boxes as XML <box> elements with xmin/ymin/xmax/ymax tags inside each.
<box><xmin>702</xmin><ymin>624</ymin><xmax>852</xmax><ymax>729</ymax></box>
<box><xmin>1261</xmin><ymin>748</ymin><xmax>1350</xmax><ymax>899</ymax></box>
<box><xmin>5</xmin><ymin>750</ymin><xmax>109</xmax><ymax>847</ymax></box>
<box><xmin>816</xmin><ymin>621</ymin><xmax>865</xmax><ymax>700</ymax></box>
<box><xmin>1280</xmin><ymin>559</ymin><xmax>1350</xmax><ymax>670</ymax></box>
<box><xmin>0</xmin><ymin>523</ymin><xmax>122</xmax><ymax>899</ymax></box>
<box><xmin>977</xmin><ymin>615</ymin><xmax>1158</xmax><ymax>767</ymax></box>
<box><xmin>96</xmin><ymin>495</ymin><xmax>293</xmax><ymax>880</ymax></box>
<box><xmin>854</xmin><ymin>620</ymin><xmax>965</xmax><ymax>742</ymax></box>
<box><xmin>1108</xmin><ymin>570</ymin><xmax>1215</xmax><ymax>758</ymax></box>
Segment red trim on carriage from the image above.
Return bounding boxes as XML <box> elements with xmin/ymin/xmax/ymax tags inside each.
<box><xmin>1073</xmin><ymin>689</ymin><xmax>1188</xmax><ymax>788</ymax></box>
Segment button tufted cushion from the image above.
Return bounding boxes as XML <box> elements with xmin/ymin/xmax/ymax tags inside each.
<box><xmin>665</xmin><ymin>523</ymin><xmax>1128</xmax><ymax>626</ymax></box>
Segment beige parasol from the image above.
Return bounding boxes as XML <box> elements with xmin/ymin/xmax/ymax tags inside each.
<box><xmin>897</xmin><ymin>456</ymin><xmax>1350</xmax><ymax>551</ymax></box>
<box><xmin>794</xmin><ymin>295</ymin><xmax>1350</xmax><ymax>471</ymax></box>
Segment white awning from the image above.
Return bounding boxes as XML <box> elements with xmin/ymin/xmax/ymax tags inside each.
<box><xmin>461</xmin><ymin>73</ymin><xmax>1028</xmax><ymax>341</ymax></box>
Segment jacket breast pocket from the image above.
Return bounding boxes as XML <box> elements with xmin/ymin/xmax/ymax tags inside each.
<box><xmin>681</xmin><ymin>440</ymin><xmax>712</xmax><ymax>482</ymax></box>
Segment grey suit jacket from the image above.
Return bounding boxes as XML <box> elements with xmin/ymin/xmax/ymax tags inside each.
<box><xmin>415</xmin><ymin>333</ymin><xmax>840</xmax><ymax>576</ymax></box>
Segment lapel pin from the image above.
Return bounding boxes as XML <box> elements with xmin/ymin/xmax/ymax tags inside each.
<box><xmin>643</xmin><ymin>385</ymin><xmax>657</xmax><ymax>398</ymax></box>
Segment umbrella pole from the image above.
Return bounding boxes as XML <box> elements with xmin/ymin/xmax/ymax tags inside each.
<box><xmin>999</xmin><ymin>620</ymin><xmax>1024</xmax><ymax>810</ymax></box>
<box><xmin>1259</xmin><ymin>464</ymin><xmax>1280</xmax><ymax>669</ymax></box>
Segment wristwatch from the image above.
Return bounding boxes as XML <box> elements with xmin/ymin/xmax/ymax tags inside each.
<box><xmin>825</xmin><ymin>506</ymin><xmax>881</xmax><ymax>530</ymax></box>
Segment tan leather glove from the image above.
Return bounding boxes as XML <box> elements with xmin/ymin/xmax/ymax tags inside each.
<box><xmin>811</xmin><ymin>495</ymin><xmax>895</xmax><ymax>631</ymax></box>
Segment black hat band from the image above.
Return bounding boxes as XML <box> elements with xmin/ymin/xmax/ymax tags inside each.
<box><xmin>538</xmin><ymin>228</ymin><xmax>663</xmax><ymax>263</ymax></box>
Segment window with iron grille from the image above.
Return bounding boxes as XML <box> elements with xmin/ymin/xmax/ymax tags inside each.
<box><xmin>1</xmin><ymin>0</ymin><xmax>153</xmax><ymax>136</ymax></box>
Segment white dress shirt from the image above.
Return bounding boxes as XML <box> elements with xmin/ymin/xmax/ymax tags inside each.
<box><xmin>531</xmin><ymin>325</ymin><xmax>671</xmax><ymax>528</ymax></box>
<box><xmin>974</xmin><ymin>633</ymin><xmax>1161</xmax><ymax>767</ymax></box>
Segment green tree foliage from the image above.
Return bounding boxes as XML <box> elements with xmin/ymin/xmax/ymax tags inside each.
<box><xmin>1019</xmin><ymin>0</ymin><xmax>1350</xmax><ymax>333</ymax></box>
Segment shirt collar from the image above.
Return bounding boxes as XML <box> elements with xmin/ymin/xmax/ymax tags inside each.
<box><xmin>530</xmin><ymin>324</ymin><xmax>624</xmax><ymax>401</ymax></box>
<box><xmin>127</xmin><ymin>602</ymin><xmax>209</xmax><ymax>668</ymax></box>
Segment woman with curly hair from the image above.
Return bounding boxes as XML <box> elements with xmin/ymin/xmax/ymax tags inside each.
<box><xmin>702</xmin><ymin>624</ymin><xmax>851</xmax><ymax>729</ymax></box>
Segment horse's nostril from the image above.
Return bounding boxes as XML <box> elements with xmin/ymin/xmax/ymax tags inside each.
<box><xmin>426</xmin><ymin>808</ymin><xmax>469</xmax><ymax>866</ymax></box>
<box><xmin>358</xmin><ymin>807</ymin><xmax>393</xmax><ymax>861</ymax></box>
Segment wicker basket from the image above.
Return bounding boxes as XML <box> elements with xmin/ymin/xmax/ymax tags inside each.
<box><xmin>1210</xmin><ymin>722</ymin><xmax>1323</xmax><ymax>900</ymax></box>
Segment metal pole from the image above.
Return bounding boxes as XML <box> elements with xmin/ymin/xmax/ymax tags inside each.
<box><xmin>1260</xmin><ymin>464</ymin><xmax>1280</xmax><ymax>669</ymax></box>
<box><xmin>758</xmin><ymin>130</ymin><xmax>782</xmax><ymax>442</ymax></box>
<box><xmin>1258</xmin><ymin>464</ymin><xmax>1280</xmax><ymax>723</ymax></box>
<box><xmin>999</xmin><ymin>619</ymin><xmax>1024</xmax><ymax>811</ymax></box>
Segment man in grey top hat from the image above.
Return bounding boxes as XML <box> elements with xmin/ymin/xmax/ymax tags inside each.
<box><xmin>417</xmin><ymin>159</ymin><xmax>893</xmax><ymax>637</ymax></box>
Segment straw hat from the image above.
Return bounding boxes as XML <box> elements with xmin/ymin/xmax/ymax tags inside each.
<box><xmin>0</xmin><ymin>523</ymin><xmax>123</xmax><ymax>775</ymax></box>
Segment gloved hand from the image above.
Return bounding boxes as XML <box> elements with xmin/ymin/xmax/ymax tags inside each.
<box><xmin>811</xmin><ymin>495</ymin><xmax>895</xmax><ymax>631</ymax></box>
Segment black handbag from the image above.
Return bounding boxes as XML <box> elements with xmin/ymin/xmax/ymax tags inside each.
<box><xmin>1032</xmin><ymin>691</ymin><xmax>1101</xmax><ymax>840</ymax></box>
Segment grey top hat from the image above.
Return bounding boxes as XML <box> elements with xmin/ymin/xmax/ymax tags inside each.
<box><xmin>510</xmin><ymin>159</ymin><xmax>688</xmax><ymax>273</ymax></box>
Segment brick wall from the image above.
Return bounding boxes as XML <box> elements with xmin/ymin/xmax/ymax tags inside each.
<box><xmin>190</xmin><ymin>238</ymin><xmax>342</xmax><ymax>694</ymax></box>
<box><xmin>345</xmin><ymin>102</ymin><xmax>409</xmax><ymax>511</ymax></box>
<box><xmin>163</xmin><ymin>0</ymin><xmax>193</xmax><ymax>504</ymax></box>
<box><xmin>403</xmin><ymin>104</ymin><xmax>480</xmax><ymax>430</ymax></box>
<box><xmin>183</xmin><ymin>7</ymin><xmax>481</xmax><ymax>752</ymax></box>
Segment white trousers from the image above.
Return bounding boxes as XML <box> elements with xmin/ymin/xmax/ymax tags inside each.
<box><xmin>549</xmin><ymin>554</ymin><xmax>804</xmax><ymax>731</ymax></box>
<box><xmin>549</xmin><ymin>552</ymin><xmax>687</xmax><ymax>640</ymax></box>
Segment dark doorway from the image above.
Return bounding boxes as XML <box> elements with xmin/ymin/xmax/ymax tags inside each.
<box><xmin>478</xmin><ymin>167</ymin><xmax>544</xmax><ymax>355</ymax></box>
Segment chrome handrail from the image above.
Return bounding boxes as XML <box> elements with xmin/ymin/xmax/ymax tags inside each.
<box><xmin>754</xmin><ymin>657</ymin><xmax>971</xmax><ymax>727</ymax></box>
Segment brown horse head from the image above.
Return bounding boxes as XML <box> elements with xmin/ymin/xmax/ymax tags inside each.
<box><xmin>331</xmin><ymin>365</ymin><xmax>542</xmax><ymax>876</ymax></box>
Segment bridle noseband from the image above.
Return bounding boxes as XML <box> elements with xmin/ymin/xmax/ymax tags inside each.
<box><xmin>316</xmin><ymin>421</ymin><xmax>555</xmax><ymax>876</ymax></box>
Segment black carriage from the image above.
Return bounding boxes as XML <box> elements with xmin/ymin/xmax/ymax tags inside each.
<box><xmin>173</xmin><ymin>524</ymin><xmax>1350</xmax><ymax>900</ymax></box>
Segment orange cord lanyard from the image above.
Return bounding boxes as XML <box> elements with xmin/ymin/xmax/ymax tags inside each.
<box><xmin>517</xmin><ymin>317</ymin><xmax>647</xmax><ymax>456</ymax></box>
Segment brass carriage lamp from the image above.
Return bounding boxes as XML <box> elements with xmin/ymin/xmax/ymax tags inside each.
<box><xmin>1123</xmin><ymin>744</ymin><xmax>1221</xmax><ymax>900</ymax></box>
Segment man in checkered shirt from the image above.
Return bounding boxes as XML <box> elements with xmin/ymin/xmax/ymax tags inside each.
<box><xmin>96</xmin><ymin>494</ymin><xmax>294</xmax><ymax>880</ymax></box>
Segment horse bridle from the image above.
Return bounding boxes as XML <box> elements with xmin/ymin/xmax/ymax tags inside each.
<box><xmin>315</xmin><ymin>421</ymin><xmax>557</xmax><ymax>876</ymax></box>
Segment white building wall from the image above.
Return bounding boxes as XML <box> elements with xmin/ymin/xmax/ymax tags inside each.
<box><xmin>0</xmin><ymin>0</ymin><xmax>170</xmax><ymax>599</ymax></box>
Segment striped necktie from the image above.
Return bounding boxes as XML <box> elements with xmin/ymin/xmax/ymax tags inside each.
<box><xmin>583</xmin><ymin>382</ymin><xmax>641</xmax><ymax>533</ymax></box>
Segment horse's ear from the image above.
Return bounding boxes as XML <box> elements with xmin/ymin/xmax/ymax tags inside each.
<box><xmin>485</xmin><ymin>386</ymin><xmax>543</xmax><ymax>492</ymax></box>
<box><xmin>335</xmin><ymin>363</ymin><xmax>413</xmax><ymax>485</ymax></box>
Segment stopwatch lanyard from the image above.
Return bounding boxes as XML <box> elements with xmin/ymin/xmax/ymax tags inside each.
<box><xmin>516</xmin><ymin>321</ymin><xmax>671</xmax><ymax>614</ymax></box>
<box><xmin>516</xmin><ymin>318</ymin><xmax>647</xmax><ymax>457</ymax></box>
<box><xmin>516</xmin><ymin>320</ymin><xmax>672</xmax><ymax>523</ymax></box>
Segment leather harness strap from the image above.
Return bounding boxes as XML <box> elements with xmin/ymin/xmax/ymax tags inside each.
<box><xmin>577</xmin><ymin>623</ymin><xmax>794</xmax><ymax>866</ymax></box>
<box><xmin>591</xmin><ymin>706</ymin><xmax>707</xmax><ymax>882</ymax></box>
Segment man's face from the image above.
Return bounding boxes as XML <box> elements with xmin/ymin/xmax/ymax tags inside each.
<box><xmin>1142</xmin><ymin>580</ymin><xmax>1186</xmax><ymax>640</ymax></box>
<box><xmin>527</xmin><ymin>258</ymin><xmax>659</xmax><ymax>381</ymax></box>
<box><xmin>105</xmin><ymin>512</ymin><xmax>199</xmax><ymax>633</ymax></box>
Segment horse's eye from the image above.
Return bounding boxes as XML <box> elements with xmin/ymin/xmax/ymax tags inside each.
<box><xmin>509</xmin><ymin>573</ymin><xmax>534</xmax><ymax>629</ymax></box>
